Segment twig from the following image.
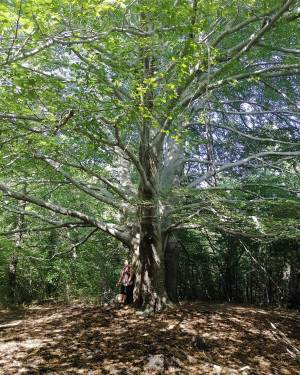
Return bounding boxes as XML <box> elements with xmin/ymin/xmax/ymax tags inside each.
<box><xmin>176</xmin><ymin>346</ymin><xmax>245</xmax><ymax>373</ymax></box>
<box><xmin>6</xmin><ymin>0</ymin><xmax>23</xmax><ymax>63</ymax></box>
<box><xmin>269</xmin><ymin>321</ymin><xmax>300</xmax><ymax>361</ymax></box>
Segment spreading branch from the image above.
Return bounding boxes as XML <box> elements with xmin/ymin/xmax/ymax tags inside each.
<box><xmin>187</xmin><ymin>151</ymin><xmax>300</xmax><ymax>189</ymax></box>
<box><xmin>0</xmin><ymin>181</ymin><xmax>131</xmax><ymax>245</ymax></box>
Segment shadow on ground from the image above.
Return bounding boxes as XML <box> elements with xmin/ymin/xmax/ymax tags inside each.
<box><xmin>0</xmin><ymin>301</ymin><xmax>299</xmax><ymax>374</ymax></box>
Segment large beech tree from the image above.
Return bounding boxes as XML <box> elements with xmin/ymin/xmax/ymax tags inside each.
<box><xmin>0</xmin><ymin>0</ymin><xmax>299</xmax><ymax>311</ymax></box>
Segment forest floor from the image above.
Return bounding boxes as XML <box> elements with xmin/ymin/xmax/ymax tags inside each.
<box><xmin>0</xmin><ymin>301</ymin><xmax>299</xmax><ymax>375</ymax></box>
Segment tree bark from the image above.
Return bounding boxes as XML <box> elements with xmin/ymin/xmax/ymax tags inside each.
<box><xmin>8</xmin><ymin>184</ymin><xmax>27</xmax><ymax>303</ymax></box>
<box><xmin>8</xmin><ymin>256</ymin><xmax>18</xmax><ymax>303</ymax></box>
<box><xmin>132</xmin><ymin>224</ymin><xmax>170</xmax><ymax>312</ymax></box>
<box><xmin>132</xmin><ymin>140</ymin><xmax>172</xmax><ymax>311</ymax></box>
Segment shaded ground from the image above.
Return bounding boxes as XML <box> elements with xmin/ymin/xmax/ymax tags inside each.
<box><xmin>0</xmin><ymin>301</ymin><xmax>299</xmax><ymax>374</ymax></box>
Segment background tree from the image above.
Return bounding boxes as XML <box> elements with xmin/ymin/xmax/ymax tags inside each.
<box><xmin>0</xmin><ymin>0</ymin><xmax>299</xmax><ymax>311</ymax></box>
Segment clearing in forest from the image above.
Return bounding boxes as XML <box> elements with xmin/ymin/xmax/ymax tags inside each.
<box><xmin>0</xmin><ymin>302</ymin><xmax>299</xmax><ymax>374</ymax></box>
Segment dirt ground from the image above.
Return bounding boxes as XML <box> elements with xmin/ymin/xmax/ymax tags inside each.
<box><xmin>0</xmin><ymin>301</ymin><xmax>299</xmax><ymax>374</ymax></box>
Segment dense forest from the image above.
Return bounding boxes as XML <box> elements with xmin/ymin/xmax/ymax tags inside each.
<box><xmin>0</xmin><ymin>0</ymin><xmax>300</xmax><ymax>312</ymax></box>
<box><xmin>1</xmin><ymin>231</ymin><xmax>300</xmax><ymax>309</ymax></box>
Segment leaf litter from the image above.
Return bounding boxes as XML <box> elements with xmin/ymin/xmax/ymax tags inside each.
<box><xmin>0</xmin><ymin>301</ymin><xmax>299</xmax><ymax>374</ymax></box>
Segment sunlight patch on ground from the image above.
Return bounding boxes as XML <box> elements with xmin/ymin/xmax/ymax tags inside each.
<box><xmin>0</xmin><ymin>338</ymin><xmax>45</xmax><ymax>351</ymax></box>
<box><xmin>0</xmin><ymin>319</ymin><xmax>22</xmax><ymax>328</ymax></box>
<box><xmin>29</xmin><ymin>312</ymin><xmax>65</xmax><ymax>325</ymax></box>
<box><xmin>0</xmin><ymin>302</ymin><xmax>298</xmax><ymax>374</ymax></box>
<box><xmin>0</xmin><ymin>337</ymin><xmax>47</xmax><ymax>372</ymax></box>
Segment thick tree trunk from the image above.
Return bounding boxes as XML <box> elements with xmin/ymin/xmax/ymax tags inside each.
<box><xmin>132</xmin><ymin>204</ymin><xmax>171</xmax><ymax>312</ymax></box>
<box><xmin>131</xmin><ymin>114</ymin><xmax>174</xmax><ymax>311</ymax></box>
<box><xmin>130</xmin><ymin>23</ymin><xmax>184</xmax><ymax>311</ymax></box>
<box><xmin>130</xmin><ymin>131</ymin><xmax>184</xmax><ymax>310</ymax></box>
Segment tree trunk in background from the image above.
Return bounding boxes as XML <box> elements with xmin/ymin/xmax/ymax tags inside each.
<box><xmin>288</xmin><ymin>270</ymin><xmax>300</xmax><ymax>309</ymax></box>
<box><xmin>8</xmin><ymin>184</ymin><xmax>27</xmax><ymax>303</ymax></box>
<box><xmin>165</xmin><ymin>234</ymin><xmax>179</xmax><ymax>303</ymax></box>
<box><xmin>8</xmin><ymin>256</ymin><xmax>18</xmax><ymax>303</ymax></box>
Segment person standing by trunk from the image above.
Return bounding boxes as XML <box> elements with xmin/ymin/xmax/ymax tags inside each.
<box><xmin>116</xmin><ymin>258</ymin><xmax>134</xmax><ymax>308</ymax></box>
